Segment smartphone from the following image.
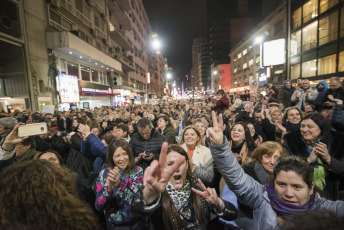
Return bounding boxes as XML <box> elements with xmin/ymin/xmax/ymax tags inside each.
<box><xmin>18</xmin><ymin>123</ymin><xmax>48</xmax><ymax>137</ymax></box>
<box><xmin>144</xmin><ymin>152</ymin><xmax>151</xmax><ymax>158</ymax></box>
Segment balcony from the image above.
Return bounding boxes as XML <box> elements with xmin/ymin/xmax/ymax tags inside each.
<box><xmin>109</xmin><ymin>27</ymin><xmax>133</xmax><ymax>50</ymax></box>
<box><xmin>111</xmin><ymin>49</ymin><xmax>135</xmax><ymax>72</ymax></box>
<box><xmin>116</xmin><ymin>0</ymin><xmax>131</xmax><ymax>11</ymax></box>
<box><xmin>108</xmin><ymin>0</ymin><xmax>131</xmax><ymax>31</ymax></box>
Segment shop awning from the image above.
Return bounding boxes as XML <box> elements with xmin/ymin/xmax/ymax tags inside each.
<box><xmin>46</xmin><ymin>31</ymin><xmax>122</xmax><ymax>73</ymax></box>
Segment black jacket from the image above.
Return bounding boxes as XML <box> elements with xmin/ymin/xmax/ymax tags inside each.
<box><xmin>283</xmin><ymin>130</ymin><xmax>344</xmax><ymax>200</ymax></box>
<box><xmin>129</xmin><ymin>128</ymin><xmax>166</xmax><ymax>170</ymax></box>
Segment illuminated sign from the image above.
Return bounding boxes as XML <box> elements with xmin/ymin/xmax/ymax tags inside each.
<box><xmin>262</xmin><ymin>39</ymin><xmax>286</xmax><ymax>66</ymax></box>
<box><xmin>57</xmin><ymin>73</ymin><xmax>80</xmax><ymax>103</ymax></box>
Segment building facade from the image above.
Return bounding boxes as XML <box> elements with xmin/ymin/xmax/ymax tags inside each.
<box><xmin>0</xmin><ymin>0</ymin><xmax>164</xmax><ymax>111</ymax></box>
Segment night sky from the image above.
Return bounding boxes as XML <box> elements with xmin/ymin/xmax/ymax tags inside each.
<box><xmin>142</xmin><ymin>0</ymin><xmax>206</xmax><ymax>82</ymax></box>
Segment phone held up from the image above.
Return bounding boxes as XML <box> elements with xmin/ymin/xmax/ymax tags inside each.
<box><xmin>18</xmin><ymin>123</ymin><xmax>48</xmax><ymax>137</ymax></box>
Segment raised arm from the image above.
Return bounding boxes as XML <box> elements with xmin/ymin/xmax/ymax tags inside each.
<box><xmin>207</xmin><ymin>111</ymin><xmax>265</xmax><ymax>210</ymax></box>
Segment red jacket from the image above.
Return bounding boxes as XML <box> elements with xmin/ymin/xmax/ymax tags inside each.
<box><xmin>212</xmin><ymin>96</ymin><xmax>229</xmax><ymax>112</ymax></box>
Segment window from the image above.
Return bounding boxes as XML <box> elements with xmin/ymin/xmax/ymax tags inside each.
<box><xmin>302</xmin><ymin>60</ymin><xmax>317</xmax><ymax>78</ymax></box>
<box><xmin>291</xmin><ymin>30</ymin><xmax>301</xmax><ymax>55</ymax></box>
<box><xmin>302</xmin><ymin>21</ymin><xmax>318</xmax><ymax>51</ymax></box>
<box><xmin>67</xmin><ymin>62</ymin><xmax>79</xmax><ymax>78</ymax></box>
<box><xmin>243</xmin><ymin>63</ymin><xmax>247</xmax><ymax>70</ymax></box>
<box><xmin>81</xmin><ymin>66</ymin><xmax>90</xmax><ymax>81</ymax></box>
<box><xmin>291</xmin><ymin>63</ymin><xmax>301</xmax><ymax>79</ymax></box>
<box><xmin>341</xmin><ymin>8</ymin><xmax>344</xmax><ymax>38</ymax></box>
<box><xmin>234</xmin><ymin>57</ymin><xmax>237</xmax><ymax>62</ymax></box>
<box><xmin>75</xmin><ymin>1</ymin><xmax>91</xmax><ymax>27</ymax></box>
<box><xmin>319</xmin><ymin>11</ymin><xmax>338</xmax><ymax>46</ymax></box>
<box><xmin>320</xmin><ymin>0</ymin><xmax>339</xmax><ymax>14</ymax></box>
<box><xmin>318</xmin><ymin>54</ymin><xmax>336</xmax><ymax>75</ymax></box>
<box><xmin>249</xmin><ymin>59</ymin><xmax>254</xmax><ymax>67</ymax></box>
<box><xmin>61</xmin><ymin>0</ymin><xmax>72</xmax><ymax>11</ymax></box>
<box><xmin>234</xmin><ymin>68</ymin><xmax>237</xmax><ymax>74</ymax></box>
<box><xmin>256</xmin><ymin>56</ymin><xmax>260</xmax><ymax>64</ymax></box>
<box><xmin>92</xmin><ymin>70</ymin><xmax>99</xmax><ymax>82</ymax></box>
<box><xmin>292</xmin><ymin>8</ymin><xmax>302</xmax><ymax>29</ymax></box>
<box><xmin>303</xmin><ymin>0</ymin><xmax>318</xmax><ymax>24</ymax></box>
<box><xmin>59</xmin><ymin>58</ymin><xmax>67</xmax><ymax>74</ymax></box>
<box><xmin>238</xmin><ymin>53</ymin><xmax>242</xmax><ymax>59</ymax></box>
<box><xmin>243</xmin><ymin>49</ymin><xmax>247</xmax><ymax>56</ymax></box>
<box><xmin>339</xmin><ymin>51</ymin><xmax>344</xmax><ymax>72</ymax></box>
<box><xmin>274</xmin><ymin>20</ymin><xmax>283</xmax><ymax>35</ymax></box>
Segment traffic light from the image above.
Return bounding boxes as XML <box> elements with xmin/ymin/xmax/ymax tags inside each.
<box><xmin>113</xmin><ymin>77</ymin><xmax>117</xmax><ymax>86</ymax></box>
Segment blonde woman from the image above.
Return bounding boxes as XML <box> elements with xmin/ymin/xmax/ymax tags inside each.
<box><xmin>180</xmin><ymin>126</ymin><xmax>214</xmax><ymax>186</ymax></box>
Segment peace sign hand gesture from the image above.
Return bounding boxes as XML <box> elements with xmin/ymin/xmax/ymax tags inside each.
<box><xmin>191</xmin><ymin>178</ymin><xmax>224</xmax><ymax>212</ymax></box>
<box><xmin>207</xmin><ymin>111</ymin><xmax>224</xmax><ymax>145</ymax></box>
<box><xmin>142</xmin><ymin>142</ymin><xmax>185</xmax><ymax>205</ymax></box>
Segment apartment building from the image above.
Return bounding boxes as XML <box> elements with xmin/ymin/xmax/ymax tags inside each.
<box><xmin>0</xmin><ymin>0</ymin><xmax>164</xmax><ymax>111</ymax></box>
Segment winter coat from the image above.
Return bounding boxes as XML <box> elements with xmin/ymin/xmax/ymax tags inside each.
<box><xmin>180</xmin><ymin>143</ymin><xmax>214</xmax><ymax>186</ymax></box>
<box><xmin>160</xmin><ymin>126</ymin><xmax>176</xmax><ymax>145</ymax></box>
<box><xmin>322</xmin><ymin>87</ymin><xmax>344</xmax><ymax>109</ymax></box>
<box><xmin>129</xmin><ymin>128</ymin><xmax>166</xmax><ymax>170</ymax></box>
<box><xmin>278</xmin><ymin>80</ymin><xmax>295</xmax><ymax>107</ymax></box>
<box><xmin>211</xmin><ymin>139</ymin><xmax>344</xmax><ymax>230</ymax></box>
<box><xmin>314</xmin><ymin>81</ymin><xmax>328</xmax><ymax>112</ymax></box>
<box><xmin>330</xmin><ymin>104</ymin><xmax>344</xmax><ymax>132</ymax></box>
<box><xmin>212</xmin><ymin>96</ymin><xmax>229</xmax><ymax>113</ymax></box>
<box><xmin>283</xmin><ymin>130</ymin><xmax>344</xmax><ymax>199</ymax></box>
<box><xmin>291</xmin><ymin>87</ymin><xmax>318</xmax><ymax>110</ymax></box>
<box><xmin>81</xmin><ymin>133</ymin><xmax>108</xmax><ymax>173</ymax></box>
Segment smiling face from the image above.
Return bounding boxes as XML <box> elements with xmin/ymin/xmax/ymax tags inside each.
<box><xmin>300</xmin><ymin>119</ymin><xmax>321</xmax><ymax>141</ymax></box>
<box><xmin>194</xmin><ymin>122</ymin><xmax>206</xmax><ymax>137</ymax></box>
<box><xmin>112</xmin><ymin>147</ymin><xmax>129</xmax><ymax>171</ymax></box>
<box><xmin>271</xmin><ymin>111</ymin><xmax>282</xmax><ymax>123</ymax></box>
<box><xmin>183</xmin><ymin>128</ymin><xmax>200</xmax><ymax>149</ymax></box>
<box><xmin>287</xmin><ymin>109</ymin><xmax>301</xmax><ymax>125</ymax></box>
<box><xmin>247</xmin><ymin>123</ymin><xmax>255</xmax><ymax>137</ymax></box>
<box><xmin>167</xmin><ymin>151</ymin><xmax>188</xmax><ymax>189</ymax></box>
<box><xmin>274</xmin><ymin>170</ymin><xmax>314</xmax><ymax>206</ymax></box>
<box><xmin>231</xmin><ymin>124</ymin><xmax>245</xmax><ymax>144</ymax></box>
<box><xmin>261</xmin><ymin>150</ymin><xmax>281</xmax><ymax>174</ymax></box>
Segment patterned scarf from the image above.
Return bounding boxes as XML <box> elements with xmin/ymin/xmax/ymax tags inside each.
<box><xmin>166</xmin><ymin>180</ymin><xmax>192</xmax><ymax>221</ymax></box>
<box><xmin>302</xmin><ymin>138</ymin><xmax>326</xmax><ymax>190</ymax></box>
<box><xmin>266</xmin><ymin>182</ymin><xmax>315</xmax><ymax>216</ymax></box>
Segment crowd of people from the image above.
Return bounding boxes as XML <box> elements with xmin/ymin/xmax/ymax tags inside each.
<box><xmin>0</xmin><ymin>76</ymin><xmax>344</xmax><ymax>229</ymax></box>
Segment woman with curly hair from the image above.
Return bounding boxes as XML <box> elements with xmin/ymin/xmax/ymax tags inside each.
<box><xmin>0</xmin><ymin>160</ymin><xmax>100</xmax><ymax>230</ymax></box>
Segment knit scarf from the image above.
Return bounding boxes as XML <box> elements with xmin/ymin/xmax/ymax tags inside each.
<box><xmin>302</xmin><ymin>138</ymin><xmax>326</xmax><ymax>190</ymax></box>
<box><xmin>266</xmin><ymin>182</ymin><xmax>315</xmax><ymax>216</ymax></box>
<box><xmin>284</xmin><ymin>122</ymin><xmax>301</xmax><ymax>132</ymax></box>
<box><xmin>166</xmin><ymin>180</ymin><xmax>192</xmax><ymax>221</ymax></box>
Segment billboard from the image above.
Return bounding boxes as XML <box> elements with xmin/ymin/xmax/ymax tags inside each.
<box><xmin>57</xmin><ymin>73</ymin><xmax>80</xmax><ymax>103</ymax></box>
<box><xmin>262</xmin><ymin>38</ymin><xmax>285</xmax><ymax>67</ymax></box>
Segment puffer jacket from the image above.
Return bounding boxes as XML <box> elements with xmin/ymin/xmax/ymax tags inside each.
<box><xmin>210</xmin><ymin>139</ymin><xmax>344</xmax><ymax>230</ymax></box>
<box><xmin>129</xmin><ymin>128</ymin><xmax>166</xmax><ymax>170</ymax></box>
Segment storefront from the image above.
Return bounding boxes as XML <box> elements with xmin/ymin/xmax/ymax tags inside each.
<box><xmin>112</xmin><ymin>89</ymin><xmax>132</xmax><ymax>106</ymax></box>
<box><xmin>79</xmin><ymin>81</ymin><xmax>112</xmax><ymax>109</ymax></box>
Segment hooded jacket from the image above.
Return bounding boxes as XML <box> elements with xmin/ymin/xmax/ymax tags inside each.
<box><xmin>314</xmin><ymin>81</ymin><xmax>328</xmax><ymax>112</ymax></box>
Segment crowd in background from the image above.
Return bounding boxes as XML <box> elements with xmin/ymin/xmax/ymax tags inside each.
<box><xmin>0</xmin><ymin>76</ymin><xmax>344</xmax><ymax>229</ymax></box>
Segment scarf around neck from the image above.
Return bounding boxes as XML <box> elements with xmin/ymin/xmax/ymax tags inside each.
<box><xmin>266</xmin><ymin>182</ymin><xmax>315</xmax><ymax>216</ymax></box>
<box><xmin>284</xmin><ymin>122</ymin><xmax>301</xmax><ymax>132</ymax></box>
<box><xmin>166</xmin><ymin>180</ymin><xmax>192</xmax><ymax>221</ymax></box>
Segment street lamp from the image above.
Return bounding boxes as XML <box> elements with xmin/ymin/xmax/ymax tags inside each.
<box><xmin>166</xmin><ymin>72</ymin><xmax>172</xmax><ymax>79</ymax></box>
<box><xmin>255</xmin><ymin>36</ymin><xmax>263</xmax><ymax>44</ymax></box>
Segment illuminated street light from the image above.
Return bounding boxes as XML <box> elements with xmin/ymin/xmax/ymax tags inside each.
<box><xmin>152</xmin><ymin>40</ymin><xmax>161</xmax><ymax>50</ymax></box>
<box><xmin>166</xmin><ymin>73</ymin><xmax>172</xmax><ymax>79</ymax></box>
<box><xmin>255</xmin><ymin>37</ymin><xmax>263</xmax><ymax>44</ymax></box>
<box><xmin>213</xmin><ymin>70</ymin><xmax>218</xmax><ymax>75</ymax></box>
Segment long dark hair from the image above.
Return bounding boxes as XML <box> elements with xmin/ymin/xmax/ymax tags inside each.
<box><xmin>106</xmin><ymin>139</ymin><xmax>136</xmax><ymax>175</ymax></box>
<box><xmin>302</xmin><ymin>113</ymin><xmax>331</xmax><ymax>145</ymax></box>
<box><xmin>229</xmin><ymin>121</ymin><xmax>256</xmax><ymax>152</ymax></box>
<box><xmin>162</xmin><ymin>145</ymin><xmax>206</xmax><ymax>230</ymax></box>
